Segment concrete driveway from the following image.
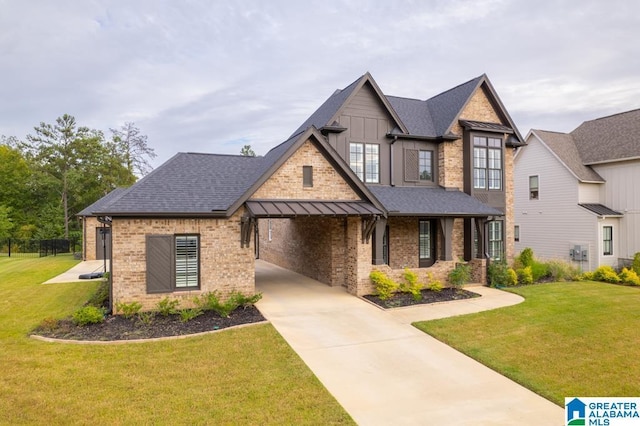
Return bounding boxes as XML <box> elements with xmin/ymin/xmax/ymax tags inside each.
<box><xmin>255</xmin><ymin>260</ymin><xmax>563</xmax><ymax>425</ymax></box>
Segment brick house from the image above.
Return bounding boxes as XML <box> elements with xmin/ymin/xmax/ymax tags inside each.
<box><xmin>83</xmin><ymin>72</ymin><xmax>523</xmax><ymax>311</ymax></box>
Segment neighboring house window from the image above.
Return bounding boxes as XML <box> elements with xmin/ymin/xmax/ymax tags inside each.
<box><xmin>473</xmin><ymin>136</ymin><xmax>502</xmax><ymax>190</ymax></box>
<box><xmin>303</xmin><ymin>165</ymin><xmax>313</xmax><ymax>187</ymax></box>
<box><xmin>514</xmin><ymin>225</ymin><xmax>520</xmax><ymax>242</ymax></box>
<box><xmin>404</xmin><ymin>149</ymin><xmax>434</xmax><ymax>182</ymax></box>
<box><xmin>175</xmin><ymin>235</ymin><xmax>199</xmax><ymax>288</ymax></box>
<box><xmin>529</xmin><ymin>175</ymin><xmax>539</xmax><ymax>199</ymax></box>
<box><xmin>488</xmin><ymin>221</ymin><xmax>503</xmax><ymax>260</ymax></box>
<box><xmin>350</xmin><ymin>142</ymin><xmax>379</xmax><ymax>183</ymax></box>
<box><xmin>146</xmin><ymin>234</ymin><xmax>200</xmax><ymax>293</ymax></box>
<box><xmin>603</xmin><ymin>226</ymin><xmax>613</xmax><ymax>256</ymax></box>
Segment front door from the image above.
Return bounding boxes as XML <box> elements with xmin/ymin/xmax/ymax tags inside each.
<box><xmin>419</xmin><ymin>219</ymin><xmax>436</xmax><ymax>267</ymax></box>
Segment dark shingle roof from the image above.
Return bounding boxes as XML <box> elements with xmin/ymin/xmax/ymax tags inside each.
<box><xmin>532</xmin><ymin>130</ymin><xmax>604</xmax><ymax>183</ymax></box>
<box><xmin>368</xmin><ymin>186</ymin><xmax>503</xmax><ymax>216</ymax></box>
<box><xmin>426</xmin><ymin>76</ymin><xmax>484</xmax><ymax>136</ymax></box>
<box><xmin>386</xmin><ymin>96</ymin><xmax>437</xmax><ymax>136</ymax></box>
<box><xmin>579</xmin><ymin>203</ymin><xmax>623</xmax><ymax>217</ymax></box>
<box><xmin>94</xmin><ymin>153</ymin><xmax>263</xmax><ymax>215</ymax></box>
<box><xmin>77</xmin><ymin>187</ymin><xmax>128</xmax><ymax>216</ymax></box>
<box><xmin>571</xmin><ymin>109</ymin><xmax>640</xmax><ymax>164</ymax></box>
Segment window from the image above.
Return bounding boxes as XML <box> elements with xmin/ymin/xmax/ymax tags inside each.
<box><xmin>419</xmin><ymin>220</ymin><xmax>436</xmax><ymax>267</ymax></box>
<box><xmin>303</xmin><ymin>165</ymin><xmax>313</xmax><ymax>187</ymax></box>
<box><xmin>419</xmin><ymin>150</ymin><xmax>433</xmax><ymax>181</ymax></box>
<box><xmin>404</xmin><ymin>149</ymin><xmax>434</xmax><ymax>183</ymax></box>
<box><xmin>488</xmin><ymin>221</ymin><xmax>503</xmax><ymax>260</ymax></box>
<box><xmin>175</xmin><ymin>235</ymin><xmax>199</xmax><ymax>288</ymax></box>
<box><xmin>514</xmin><ymin>225</ymin><xmax>520</xmax><ymax>242</ymax></box>
<box><xmin>603</xmin><ymin>226</ymin><xmax>613</xmax><ymax>255</ymax></box>
<box><xmin>350</xmin><ymin>142</ymin><xmax>379</xmax><ymax>183</ymax></box>
<box><xmin>146</xmin><ymin>234</ymin><xmax>200</xmax><ymax>293</ymax></box>
<box><xmin>473</xmin><ymin>136</ymin><xmax>502</xmax><ymax>190</ymax></box>
<box><xmin>529</xmin><ymin>175</ymin><xmax>539</xmax><ymax>199</ymax></box>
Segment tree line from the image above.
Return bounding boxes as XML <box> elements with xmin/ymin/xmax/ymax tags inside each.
<box><xmin>0</xmin><ymin>114</ymin><xmax>155</xmax><ymax>242</ymax></box>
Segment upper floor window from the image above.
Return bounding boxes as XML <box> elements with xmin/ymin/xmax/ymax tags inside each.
<box><xmin>529</xmin><ymin>175</ymin><xmax>539</xmax><ymax>199</ymax></box>
<box><xmin>303</xmin><ymin>165</ymin><xmax>313</xmax><ymax>187</ymax></box>
<box><xmin>473</xmin><ymin>136</ymin><xmax>502</xmax><ymax>190</ymax></box>
<box><xmin>404</xmin><ymin>149</ymin><xmax>434</xmax><ymax>183</ymax></box>
<box><xmin>350</xmin><ymin>142</ymin><xmax>379</xmax><ymax>183</ymax></box>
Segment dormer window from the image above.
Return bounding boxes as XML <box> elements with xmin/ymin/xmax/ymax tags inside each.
<box><xmin>473</xmin><ymin>136</ymin><xmax>502</xmax><ymax>190</ymax></box>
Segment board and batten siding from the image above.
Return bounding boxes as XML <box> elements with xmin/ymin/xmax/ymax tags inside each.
<box><xmin>593</xmin><ymin>160</ymin><xmax>640</xmax><ymax>260</ymax></box>
<box><xmin>514</xmin><ymin>134</ymin><xmax>597</xmax><ymax>270</ymax></box>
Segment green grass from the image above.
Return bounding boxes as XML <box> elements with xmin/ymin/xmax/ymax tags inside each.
<box><xmin>0</xmin><ymin>256</ymin><xmax>353</xmax><ymax>425</ymax></box>
<box><xmin>414</xmin><ymin>281</ymin><xmax>640</xmax><ymax>406</ymax></box>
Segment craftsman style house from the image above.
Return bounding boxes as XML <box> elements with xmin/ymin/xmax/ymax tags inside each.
<box><xmin>514</xmin><ymin>109</ymin><xmax>640</xmax><ymax>271</ymax></box>
<box><xmin>81</xmin><ymin>72</ymin><xmax>523</xmax><ymax>311</ymax></box>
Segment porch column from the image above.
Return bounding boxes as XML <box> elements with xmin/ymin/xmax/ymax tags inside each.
<box><xmin>372</xmin><ymin>218</ymin><xmax>387</xmax><ymax>265</ymax></box>
<box><xmin>439</xmin><ymin>217</ymin><xmax>454</xmax><ymax>261</ymax></box>
<box><xmin>474</xmin><ymin>217</ymin><xmax>487</xmax><ymax>259</ymax></box>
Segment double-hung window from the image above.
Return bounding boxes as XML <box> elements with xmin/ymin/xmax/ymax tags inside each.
<box><xmin>473</xmin><ymin>136</ymin><xmax>502</xmax><ymax>190</ymax></box>
<box><xmin>350</xmin><ymin>142</ymin><xmax>379</xmax><ymax>183</ymax></box>
<box><xmin>529</xmin><ymin>176</ymin><xmax>539</xmax><ymax>199</ymax></box>
<box><xmin>488</xmin><ymin>221</ymin><xmax>503</xmax><ymax>260</ymax></box>
<box><xmin>603</xmin><ymin>226</ymin><xmax>613</xmax><ymax>256</ymax></box>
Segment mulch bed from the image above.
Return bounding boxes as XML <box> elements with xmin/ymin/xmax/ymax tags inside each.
<box><xmin>32</xmin><ymin>306</ymin><xmax>266</xmax><ymax>342</ymax></box>
<box><xmin>363</xmin><ymin>288</ymin><xmax>480</xmax><ymax>309</ymax></box>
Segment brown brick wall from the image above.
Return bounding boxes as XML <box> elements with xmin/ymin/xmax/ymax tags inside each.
<box><xmin>251</xmin><ymin>139</ymin><xmax>360</xmax><ymax>200</ymax></box>
<box><xmin>111</xmin><ymin>209</ymin><xmax>255</xmax><ymax>311</ymax></box>
<box><xmin>83</xmin><ymin>217</ymin><xmax>98</xmax><ymax>261</ymax></box>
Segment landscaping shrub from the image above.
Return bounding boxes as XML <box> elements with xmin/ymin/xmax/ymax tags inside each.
<box><xmin>507</xmin><ymin>268</ymin><xmax>518</xmax><ymax>286</ymax></box>
<box><xmin>426</xmin><ymin>272</ymin><xmax>443</xmax><ymax>292</ymax></box>
<box><xmin>137</xmin><ymin>311</ymin><xmax>154</xmax><ymax>325</ymax></box>
<box><xmin>157</xmin><ymin>297</ymin><xmax>180</xmax><ymax>316</ymax></box>
<box><xmin>591</xmin><ymin>265</ymin><xmax>621</xmax><ymax>283</ymax></box>
<box><xmin>518</xmin><ymin>247</ymin><xmax>534</xmax><ymax>267</ymax></box>
<box><xmin>515</xmin><ymin>248</ymin><xmax>550</xmax><ymax>282</ymax></box>
<box><xmin>619</xmin><ymin>267</ymin><xmax>640</xmax><ymax>286</ymax></box>
<box><xmin>72</xmin><ymin>306</ymin><xmax>105</xmax><ymax>326</ymax></box>
<box><xmin>400</xmin><ymin>268</ymin><xmax>423</xmax><ymax>301</ymax></box>
<box><xmin>115</xmin><ymin>301</ymin><xmax>143</xmax><ymax>319</ymax></box>
<box><xmin>530</xmin><ymin>261</ymin><xmax>550</xmax><ymax>282</ymax></box>
<box><xmin>369</xmin><ymin>270</ymin><xmax>398</xmax><ymax>300</ymax></box>
<box><xmin>632</xmin><ymin>252</ymin><xmax>640</xmax><ymax>276</ymax></box>
<box><xmin>517</xmin><ymin>266</ymin><xmax>534</xmax><ymax>285</ymax></box>
<box><xmin>487</xmin><ymin>261</ymin><xmax>510</xmax><ymax>287</ymax></box>
<box><xmin>546</xmin><ymin>259</ymin><xmax>580</xmax><ymax>282</ymax></box>
<box><xmin>179</xmin><ymin>308</ymin><xmax>203</xmax><ymax>323</ymax></box>
<box><xmin>195</xmin><ymin>291</ymin><xmax>262</xmax><ymax>318</ymax></box>
<box><xmin>448</xmin><ymin>261</ymin><xmax>470</xmax><ymax>289</ymax></box>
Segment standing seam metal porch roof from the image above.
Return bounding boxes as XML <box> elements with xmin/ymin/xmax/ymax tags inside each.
<box><xmin>245</xmin><ymin>200</ymin><xmax>382</xmax><ymax>217</ymax></box>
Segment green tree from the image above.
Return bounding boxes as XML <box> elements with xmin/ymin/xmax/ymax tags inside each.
<box><xmin>110</xmin><ymin>122</ymin><xmax>156</xmax><ymax>176</ymax></box>
<box><xmin>240</xmin><ymin>144</ymin><xmax>256</xmax><ymax>157</ymax></box>
<box><xmin>0</xmin><ymin>205</ymin><xmax>14</xmax><ymax>240</ymax></box>
<box><xmin>0</xmin><ymin>144</ymin><xmax>31</xmax><ymax>231</ymax></box>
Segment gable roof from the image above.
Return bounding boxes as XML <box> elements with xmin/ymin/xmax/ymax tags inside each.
<box><xmin>77</xmin><ymin>187</ymin><xmax>128</xmax><ymax>217</ymax></box>
<box><xmin>571</xmin><ymin>109</ymin><xmax>640</xmax><ymax>164</ymax></box>
<box><xmin>529</xmin><ymin>130</ymin><xmax>605</xmax><ymax>183</ymax></box>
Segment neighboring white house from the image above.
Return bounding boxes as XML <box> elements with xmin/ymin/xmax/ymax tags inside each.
<box><xmin>514</xmin><ymin>109</ymin><xmax>640</xmax><ymax>271</ymax></box>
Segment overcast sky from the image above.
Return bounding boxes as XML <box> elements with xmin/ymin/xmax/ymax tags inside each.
<box><xmin>1</xmin><ymin>0</ymin><xmax>639</xmax><ymax>167</ymax></box>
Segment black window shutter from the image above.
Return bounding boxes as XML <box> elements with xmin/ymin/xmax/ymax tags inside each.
<box><xmin>405</xmin><ymin>149</ymin><xmax>419</xmax><ymax>181</ymax></box>
<box><xmin>146</xmin><ymin>235</ymin><xmax>174</xmax><ymax>293</ymax></box>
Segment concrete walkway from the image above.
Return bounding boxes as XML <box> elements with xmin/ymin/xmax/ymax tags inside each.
<box><xmin>255</xmin><ymin>260</ymin><xmax>563</xmax><ymax>425</ymax></box>
<box><xmin>43</xmin><ymin>260</ymin><xmax>109</xmax><ymax>284</ymax></box>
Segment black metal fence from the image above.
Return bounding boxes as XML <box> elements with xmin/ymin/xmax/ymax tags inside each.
<box><xmin>0</xmin><ymin>238</ymin><xmax>80</xmax><ymax>258</ymax></box>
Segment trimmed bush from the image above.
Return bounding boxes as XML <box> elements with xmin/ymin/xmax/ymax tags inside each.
<box><xmin>400</xmin><ymin>268</ymin><xmax>423</xmax><ymax>301</ymax></box>
<box><xmin>517</xmin><ymin>266</ymin><xmax>534</xmax><ymax>286</ymax></box>
<box><xmin>157</xmin><ymin>297</ymin><xmax>180</xmax><ymax>316</ymax></box>
<box><xmin>592</xmin><ymin>266</ymin><xmax>621</xmax><ymax>283</ymax></box>
<box><xmin>448</xmin><ymin>262</ymin><xmax>470</xmax><ymax>289</ymax></box>
<box><xmin>518</xmin><ymin>247</ymin><xmax>534</xmax><ymax>267</ymax></box>
<box><xmin>507</xmin><ymin>268</ymin><xmax>518</xmax><ymax>286</ymax></box>
<box><xmin>369</xmin><ymin>270</ymin><xmax>398</xmax><ymax>300</ymax></box>
<box><xmin>72</xmin><ymin>306</ymin><xmax>105</xmax><ymax>326</ymax></box>
<box><xmin>632</xmin><ymin>252</ymin><xmax>640</xmax><ymax>276</ymax></box>
<box><xmin>619</xmin><ymin>267</ymin><xmax>640</xmax><ymax>286</ymax></box>
<box><xmin>426</xmin><ymin>272</ymin><xmax>443</xmax><ymax>292</ymax></box>
<box><xmin>115</xmin><ymin>301</ymin><xmax>143</xmax><ymax>319</ymax></box>
<box><xmin>488</xmin><ymin>261</ymin><xmax>510</xmax><ymax>287</ymax></box>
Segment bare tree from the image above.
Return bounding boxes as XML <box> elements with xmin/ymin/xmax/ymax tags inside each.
<box><xmin>110</xmin><ymin>122</ymin><xmax>156</xmax><ymax>176</ymax></box>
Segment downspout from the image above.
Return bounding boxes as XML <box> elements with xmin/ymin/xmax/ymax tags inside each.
<box><xmin>390</xmin><ymin>136</ymin><xmax>397</xmax><ymax>187</ymax></box>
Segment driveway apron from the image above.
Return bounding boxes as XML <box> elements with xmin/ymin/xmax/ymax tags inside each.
<box><xmin>255</xmin><ymin>260</ymin><xmax>563</xmax><ymax>425</ymax></box>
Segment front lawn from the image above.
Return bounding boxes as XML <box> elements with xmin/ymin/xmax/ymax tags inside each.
<box><xmin>0</xmin><ymin>256</ymin><xmax>353</xmax><ymax>424</ymax></box>
<box><xmin>414</xmin><ymin>281</ymin><xmax>640</xmax><ymax>406</ymax></box>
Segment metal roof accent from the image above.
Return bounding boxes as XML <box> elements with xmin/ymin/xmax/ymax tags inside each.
<box><xmin>578</xmin><ymin>203</ymin><xmax>623</xmax><ymax>217</ymax></box>
<box><xmin>245</xmin><ymin>200</ymin><xmax>382</xmax><ymax>218</ymax></box>
<box><xmin>459</xmin><ymin>120</ymin><xmax>514</xmax><ymax>134</ymax></box>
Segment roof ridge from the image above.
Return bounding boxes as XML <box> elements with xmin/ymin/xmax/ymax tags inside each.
<box><xmin>579</xmin><ymin>107</ymin><xmax>640</xmax><ymax>124</ymax></box>
<box><xmin>426</xmin><ymin>74</ymin><xmax>484</xmax><ymax>102</ymax></box>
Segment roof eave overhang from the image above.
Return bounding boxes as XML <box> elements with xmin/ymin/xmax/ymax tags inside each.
<box><xmin>386</xmin><ymin>212</ymin><xmax>503</xmax><ymax>218</ymax></box>
<box><xmin>386</xmin><ymin>132</ymin><xmax>459</xmax><ymax>142</ymax></box>
<box><xmin>584</xmin><ymin>156</ymin><xmax>640</xmax><ymax>166</ymax></box>
<box><xmin>93</xmin><ymin>211</ymin><xmax>230</xmax><ymax>218</ymax></box>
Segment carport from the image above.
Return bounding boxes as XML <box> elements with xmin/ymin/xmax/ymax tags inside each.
<box><xmin>241</xmin><ymin>199</ymin><xmax>383</xmax><ymax>292</ymax></box>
